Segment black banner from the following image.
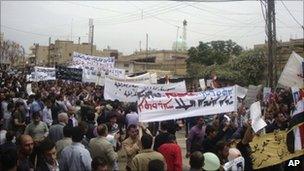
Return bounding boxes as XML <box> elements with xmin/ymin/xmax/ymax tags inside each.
<box><xmin>56</xmin><ymin>66</ymin><xmax>82</xmax><ymax>82</ymax></box>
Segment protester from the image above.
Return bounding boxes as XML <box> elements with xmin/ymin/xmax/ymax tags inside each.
<box><xmin>91</xmin><ymin>156</ymin><xmax>108</xmax><ymax>171</ymax></box>
<box><xmin>153</xmin><ymin>121</ymin><xmax>171</xmax><ymax>151</ymax></box>
<box><xmin>34</xmin><ymin>138</ymin><xmax>59</xmax><ymax>171</ymax></box>
<box><xmin>89</xmin><ymin>124</ymin><xmax>118</xmax><ymax>171</ymax></box>
<box><xmin>186</xmin><ymin>116</ymin><xmax>206</xmax><ymax>157</ymax></box>
<box><xmin>59</xmin><ymin>126</ymin><xmax>92</xmax><ymax>171</ymax></box>
<box><xmin>189</xmin><ymin>151</ymin><xmax>204</xmax><ymax>171</ymax></box>
<box><xmin>122</xmin><ymin>124</ymin><xmax>141</xmax><ymax>170</ymax></box>
<box><xmin>17</xmin><ymin>135</ymin><xmax>34</xmax><ymax>171</ymax></box>
<box><xmin>55</xmin><ymin>125</ymin><xmax>73</xmax><ymax>159</ymax></box>
<box><xmin>130</xmin><ymin>134</ymin><xmax>165</xmax><ymax>171</ymax></box>
<box><xmin>24</xmin><ymin>112</ymin><xmax>49</xmax><ymax>143</ymax></box>
<box><xmin>158</xmin><ymin>134</ymin><xmax>183</xmax><ymax>171</ymax></box>
<box><xmin>48</xmin><ymin>112</ymin><xmax>68</xmax><ymax>143</ymax></box>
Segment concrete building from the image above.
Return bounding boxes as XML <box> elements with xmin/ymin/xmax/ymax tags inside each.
<box><xmin>116</xmin><ymin>50</ymin><xmax>188</xmax><ymax>77</ymax></box>
<box><xmin>29</xmin><ymin>40</ymin><xmax>121</xmax><ymax>66</ymax></box>
<box><xmin>254</xmin><ymin>38</ymin><xmax>304</xmax><ymax>78</ymax></box>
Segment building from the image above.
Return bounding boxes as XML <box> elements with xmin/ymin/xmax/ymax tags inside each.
<box><xmin>29</xmin><ymin>40</ymin><xmax>121</xmax><ymax>66</ymax></box>
<box><xmin>254</xmin><ymin>38</ymin><xmax>304</xmax><ymax>79</ymax></box>
<box><xmin>116</xmin><ymin>50</ymin><xmax>188</xmax><ymax>77</ymax></box>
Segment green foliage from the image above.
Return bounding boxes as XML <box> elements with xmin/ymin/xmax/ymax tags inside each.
<box><xmin>187</xmin><ymin>41</ymin><xmax>265</xmax><ymax>86</ymax></box>
<box><xmin>186</xmin><ymin>40</ymin><xmax>243</xmax><ymax>66</ymax></box>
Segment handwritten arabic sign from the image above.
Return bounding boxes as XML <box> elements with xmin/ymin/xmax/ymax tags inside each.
<box><xmin>250</xmin><ymin>131</ymin><xmax>304</xmax><ymax>169</ymax></box>
<box><xmin>104</xmin><ymin>78</ymin><xmax>187</xmax><ymax>102</ymax></box>
<box><xmin>72</xmin><ymin>52</ymin><xmax>115</xmax><ymax>71</ymax></box>
<box><xmin>27</xmin><ymin>67</ymin><xmax>56</xmax><ymax>82</ymax></box>
<box><xmin>56</xmin><ymin>66</ymin><xmax>83</xmax><ymax>82</ymax></box>
<box><xmin>138</xmin><ymin>86</ymin><xmax>237</xmax><ymax>122</ymax></box>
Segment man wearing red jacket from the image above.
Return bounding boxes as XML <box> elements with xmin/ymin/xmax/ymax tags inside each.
<box><xmin>158</xmin><ymin>134</ymin><xmax>183</xmax><ymax>171</ymax></box>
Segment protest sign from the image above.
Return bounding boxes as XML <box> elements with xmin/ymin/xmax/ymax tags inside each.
<box><xmin>56</xmin><ymin>66</ymin><xmax>83</xmax><ymax>82</ymax></box>
<box><xmin>199</xmin><ymin>79</ymin><xmax>206</xmax><ymax>90</ymax></box>
<box><xmin>223</xmin><ymin>157</ymin><xmax>245</xmax><ymax>171</ymax></box>
<box><xmin>72</xmin><ymin>52</ymin><xmax>114</xmax><ymax>70</ymax></box>
<box><xmin>104</xmin><ymin>78</ymin><xmax>187</xmax><ymax>102</ymax></box>
<box><xmin>250</xmin><ymin>101</ymin><xmax>267</xmax><ymax>133</ymax></box>
<box><xmin>27</xmin><ymin>67</ymin><xmax>56</xmax><ymax>82</ymax></box>
<box><xmin>263</xmin><ymin>87</ymin><xmax>271</xmax><ymax>102</ymax></box>
<box><xmin>250</xmin><ymin>131</ymin><xmax>304</xmax><ymax>169</ymax></box>
<box><xmin>244</xmin><ymin>85</ymin><xmax>262</xmax><ymax>108</ymax></box>
<box><xmin>26</xmin><ymin>83</ymin><xmax>34</xmax><ymax>95</ymax></box>
<box><xmin>137</xmin><ymin>86</ymin><xmax>237</xmax><ymax>122</ymax></box>
<box><xmin>236</xmin><ymin>85</ymin><xmax>248</xmax><ymax>99</ymax></box>
<box><xmin>278</xmin><ymin>52</ymin><xmax>303</xmax><ymax>88</ymax></box>
<box><xmin>291</xmin><ymin>87</ymin><xmax>304</xmax><ymax>116</ymax></box>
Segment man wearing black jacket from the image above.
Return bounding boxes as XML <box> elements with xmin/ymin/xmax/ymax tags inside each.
<box><xmin>202</xmin><ymin>122</ymin><xmax>229</xmax><ymax>153</ymax></box>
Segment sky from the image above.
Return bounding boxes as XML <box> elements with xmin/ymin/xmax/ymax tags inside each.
<box><xmin>1</xmin><ymin>1</ymin><xmax>303</xmax><ymax>55</ymax></box>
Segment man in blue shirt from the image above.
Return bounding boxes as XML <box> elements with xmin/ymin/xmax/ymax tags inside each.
<box><xmin>59</xmin><ymin>126</ymin><xmax>92</xmax><ymax>171</ymax></box>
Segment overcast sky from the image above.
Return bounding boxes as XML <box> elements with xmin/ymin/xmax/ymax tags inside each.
<box><xmin>1</xmin><ymin>1</ymin><xmax>303</xmax><ymax>55</ymax></box>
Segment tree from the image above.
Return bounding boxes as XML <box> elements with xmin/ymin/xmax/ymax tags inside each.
<box><xmin>0</xmin><ymin>39</ymin><xmax>25</xmax><ymax>65</ymax></box>
<box><xmin>186</xmin><ymin>40</ymin><xmax>243</xmax><ymax>67</ymax></box>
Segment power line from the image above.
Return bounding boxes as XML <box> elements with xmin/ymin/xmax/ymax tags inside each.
<box><xmin>1</xmin><ymin>25</ymin><xmax>87</xmax><ymax>38</ymax></box>
<box><xmin>280</xmin><ymin>0</ymin><xmax>304</xmax><ymax>29</ymax></box>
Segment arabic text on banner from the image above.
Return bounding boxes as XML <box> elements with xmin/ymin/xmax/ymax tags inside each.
<box><xmin>104</xmin><ymin>78</ymin><xmax>187</xmax><ymax>102</ymax></box>
<box><xmin>137</xmin><ymin>86</ymin><xmax>237</xmax><ymax>122</ymax></box>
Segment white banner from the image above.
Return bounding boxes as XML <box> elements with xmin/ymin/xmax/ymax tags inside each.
<box><xmin>27</xmin><ymin>67</ymin><xmax>56</xmax><ymax>82</ymax></box>
<box><xmin>82</xmin><ymin>67</ymin><xmax>126</xmax><ymax>85</ymax></box>
<box><xmin>138</xmin><ymin>86</ymin><xmax>237</xmax><ymax>122</ymax></box>
<box><xmin>104</xmin><ymin>78</ymin><xmax>187</xmax><ymax>102</ymax></box>
<box><xmin>250</xmin><ymin>101</ymin><xmax>267</xmax><ymax>133</ymax></box>
<box><xmin>278</xmin><ymin>52</ymin><xmax>303</xmax><ymax>88</ymax></box>
<box><xmin>263</xmin><ymin>87</ymin><xmax>271</xmax><ymax>102</ymax></box>
<box><xmin>72</xmin><ymin>52</ymin><xmax>115</xmax><ymax>71</ymax></box>
<box><xmin>199</xmin><ymin>79</ymin><xmax>206</xmax><ymax>90</ymax></box>
<box><xmin>236</xmin><ymin>85</ymin><xmax>248</xmax><ymax>99</ymax></box>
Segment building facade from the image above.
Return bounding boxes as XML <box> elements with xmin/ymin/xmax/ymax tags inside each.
<box><xmin>254</xmin><ymin>38</ymin><xmax>304</xmax><ymax>79</ymax></box>
<box><xmin>116</xmin><ymin>50</ymin><xmax>188</xmax><ymax>77</ymax></box>
<box><xmin>29</xmin><ymin>40</ymin><xmax>121</xmax><ymax>66</ymax></box>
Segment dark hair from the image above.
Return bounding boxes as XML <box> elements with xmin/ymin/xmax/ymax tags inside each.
<box><xmin>97</xmin><ymin>124</ymin><xmax>108</xmax><ymax>136</ymax></box>
<box><xmin>216</xmin><ymin>141</ymin><xmax>227</xmax><ymax>153</ymax></box>
<box><xmin>5</xmin><ymin>131</ymin><xmax>15</xmax><ymax>142</ymax></box>
<box><xmin>32</xmin><ymin>112</ymin><xmax>40</xmax><ymax>119</ymax></box>
<box><xmin>63</xmin><ymin>126</ymin><xmax>73</xmax><ymax>138</ymax></box>
<box><xmin>72</xmin><ymin>127</ymin><xmax>84</xmax><ymax>142</ymax></box>
<box><xmin>87</xmin><ymin>112</ymin><xmax>95</xmax><ymax>122</ymax></box>
<box><xmin>0</xmin><ymin>148</ymin><xmax>17</xmax><ymax>170</ymax></box>
<box><xmin>160</xmin><ymin>121</ymin><xmax>169</xmax><ymax>131</ymax></box>
<box><xmin>148</xmin><ymin>159</ymin><xmax>165</xmax><ymax>171</ymax></box>
<box><xmin>190</xmin><ymin>151</ymin><xmax>204</xmax><ymax>169</ymax></box>
<box><xmin>141</xmin><ymin>134</ymin><xmax>153</xmax><ymax>149</ymax></box>
<box><xmin>129</xmin><ymin>103</ymin><xmax>137</xmax><ymax>113</ymax></box>
<box><xmin>127</xmin><ymin>124</ymin><xmax>137</xmax><ymax>131</ymax></box>
<box><xmin>91</xmin><ymin>156</ymin><xmax>107</xmax><ymax>171</ymax></box>
<box><xmin>39</xmin><ymin>138</ymin><xmax>55</xmax><ymax>153</ymax></box>
<box><xmin>205</xmin><ymin>125</ymin><xmax>216</xmax><ymax>136</ymax></box>
<box><xmin>75</xmin><ymin>100</ymin><xmax>81</xmax><ymax>106</ymax></box>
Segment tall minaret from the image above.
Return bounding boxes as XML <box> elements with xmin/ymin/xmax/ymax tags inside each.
<box><xmin>88</xmin><ymin>18</ymin><xmax>94</xmax><ymax>44</ymax></box>
<box><xmin>182</xmin><ymin>20</ymin><xmax>187</xmax><ymax>44</ymax></box>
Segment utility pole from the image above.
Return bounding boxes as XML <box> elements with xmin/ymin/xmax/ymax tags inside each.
<box><xmin>91</xmin><ymin>25</ymin><xmax>94</xmax><ymax>55</ymax></box>
<box><xmin>48</xmin><ymin>37</ymin><xmax>51</xmax><ymax>66</ymax></box>
<box><xmin>139</xmin><ymin>41</ymin><xmax>142</xmax><ymax>52</ymax></box>
<box><xmin>273</xmin><ymin>2</ymin><xmax>277</xmax><ymax>84</ymax></box>
<box><xmin>266</xmin><ymin>0</ymin><xmax>276</xmax><ymax>88</ymax></box>
<box><xmin>145</xmin><ymin>33</ymin><xmax>148</xmax><ymax>71</ymax></box>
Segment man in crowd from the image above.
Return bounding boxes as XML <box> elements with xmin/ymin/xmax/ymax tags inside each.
<box><xmin>59</xmin><ymin>126</ymin><xmax>92</xmax><ymax>171</ymax></box>
<box><xmin>48</xmin><ymin>112</ymin><xmax>69</xmax><ymax>142</ymax></box>
<box><xmin>17</xmin><ymin>134</ymin><xmax>34</xmax><ymax>171</ymax></box>
<box><xmin>24</xmin><ymin>112</ymin><xmax>49</xmax><ymax>143</ymax></box>
<box><xmin>122</xmin><ymin>124</ymin><xmax>141</xmax><ymax>170</ymax></box>
<box><xmin>89</xmin><ymin>124</ymin><xmax>118</xmax><ymax>170</ymax></box>
<box><xmin>186</xmin><ymin>116</ymin><xmax>206</xmax><ymax>157</ymax></box>
<box><xmin>130</xmin><ymin>134</ymin><xmax>165</xmax><ymax>171</ymax></box>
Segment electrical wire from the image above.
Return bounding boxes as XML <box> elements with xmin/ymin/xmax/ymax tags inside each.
<box><xmin>280</xmin><ymin>0</ymin><xmax>304</xmax><ymax>29</ymax></box>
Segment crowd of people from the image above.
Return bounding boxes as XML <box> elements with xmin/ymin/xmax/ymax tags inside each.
<box><xmin>0</xmin><ymin>65</ymin><xmax>303</xmax><ymax>171</ymax></box>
